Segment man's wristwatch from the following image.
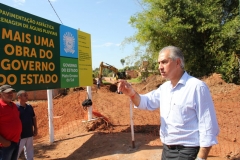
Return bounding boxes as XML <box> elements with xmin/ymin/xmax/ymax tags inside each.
<box><xmin>195</xmin><ymin>157</ymin><xmax>206</xmax><ymax>160</ymax></box>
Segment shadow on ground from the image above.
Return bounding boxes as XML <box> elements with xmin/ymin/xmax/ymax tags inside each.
<box><xmin>31</xmin><ymin>125</ymin><xmax>162</xmax><ymax>160</ymax></box>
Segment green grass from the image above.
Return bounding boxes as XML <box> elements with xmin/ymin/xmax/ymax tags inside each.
<box><xmin>101</xmin><ymin>77</ymin><xmax>141</xmax><ymax>85</ymax></box>
<box><xmin>102</xmin><ymin>81</ymin><xmax>112</xmax><ymax>85</ymax></box>
<box><xmin>127</xmin><ymin>77</ymin><xmax>141</xmax><ymax>84</ymax></box>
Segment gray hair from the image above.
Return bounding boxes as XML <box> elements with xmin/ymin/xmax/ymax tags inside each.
<box><xmin>159</xmin><ymin>46</ymin><xmax>185</xmax><ymax>69</ymax></box>
<box><xmin>17</xmin><ymin>90</ymin><xmax>26</xmax><ymax>97</ymax></box>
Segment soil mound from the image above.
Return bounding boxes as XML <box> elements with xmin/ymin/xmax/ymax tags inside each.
<box><xmin>202</xmin><ymin>73</ymin><xmax>226</xmax><ymax>87</ymax></box>
<box><xmin>142</xmin><ymin>75</ymin><xmax>166</xmax><ymax>92</ymax></box>
<box><xmin>85</xmin><ymin>118</ymin><xmax>113</xmax><ymax>132</ymax></box>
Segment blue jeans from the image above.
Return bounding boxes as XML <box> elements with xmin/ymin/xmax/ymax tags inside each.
<box><xmin>0</xmin><ymin>142</ymin><xmax>19</xmax><ymax>160</ymax></box>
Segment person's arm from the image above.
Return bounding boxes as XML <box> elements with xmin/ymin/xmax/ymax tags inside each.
<box><xmin>129</xmin><ymin>90</ymin><xmax>140</xmax><ymax>106</ymax></box>
<box><xmin>118</xmin><ymin>80</ymin><xmax>160</xmax><ymax>110</ymax></box>
<box><xmin>33</xmin><ymin>116</ymin><xmax>38</xmax><ymax>136</ymax></box>
<box><xmin>118</xmin><ymin>80</ymin><xmax>140</xmax><ymax>106</ymax></box>
<box><xmin>0</xmin><ymin>135</ymin><xmax>11</xmax><ymax>147</ymax></box>
<box><xmin>196</xmin><ymin>84</ymin><xmax>219</xmax><ymax>158</ymax></box>
<box><xmin>196</xmin><ymin>147</ymin><xmax>211</xmax><ymax>159</ymax></box>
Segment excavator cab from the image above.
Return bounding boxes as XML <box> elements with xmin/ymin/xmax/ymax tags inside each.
<box><xmin>99</xmin><ymin>62</ymin><xmax>126</xmax><ymax>80</ymax></box>
<box><xmin>117</xmin><ymin>72</ymin><xmax>126</xmax><ymax>79</ymax></box>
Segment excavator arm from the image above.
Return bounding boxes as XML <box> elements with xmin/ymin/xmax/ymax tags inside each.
<box><xmin>99</xmin><ymin>62</ymin><xmax>126</xmax><ymax>80</ymax></box>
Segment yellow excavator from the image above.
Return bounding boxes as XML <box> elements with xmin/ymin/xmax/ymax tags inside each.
<box><xmin>99</xmin><ymin>62</ymin><xmax>126</xmax><ymax>80</ymax></box>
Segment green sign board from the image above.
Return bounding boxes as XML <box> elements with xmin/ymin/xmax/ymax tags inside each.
<box><xmin>60</xmin><ymin>57</ymin><xmax>79</xmax><ymax>88</ymax></box>
<box><xmin>0</xmin><ymin>3</ymin><xmax>92</xmax><ymax>91</ymax></box>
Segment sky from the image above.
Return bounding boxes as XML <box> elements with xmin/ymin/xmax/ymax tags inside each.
<box><xmin>0</xmin><ymin>0</ymin><xmax>142</xmax><ymax>69</ymax></box>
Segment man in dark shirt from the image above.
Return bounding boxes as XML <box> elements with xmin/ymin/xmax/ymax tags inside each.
<box><xmin>0</xmin><ymin>84</ymin><xmax>22</xmax><ymax>160</ymax></box>
<box><xmin>16</xmin><ymin>90</ymin><xmax>37</xmax><ymax>160</ymax></box>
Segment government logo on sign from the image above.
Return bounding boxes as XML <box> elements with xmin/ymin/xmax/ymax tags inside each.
<box><xmin>63</xmin><ymin>32</ymin><xmax>75</xmax><ymax>54</ymax></box>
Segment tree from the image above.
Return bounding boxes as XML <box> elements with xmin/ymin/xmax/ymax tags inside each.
<box><xmin>93</xmin><ymin>67</ymin><xmax>113</xmax><ymax>78</ymax></box>
<box><xmin>126</xmin><ymin>0</ymin><xmax>240</xmax><ymax>83</ymax></box>
<box><xmin>92</xmin><ymin>68</ymin><xmax>99</xmax><ymax>78</ymax></box>
<box><xmin>120</xmin><ymin>59</ymin><xmax>125</xmax><ymax>67</ymax></box>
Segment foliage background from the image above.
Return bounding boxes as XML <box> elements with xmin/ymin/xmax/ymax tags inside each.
<box><xmin>123</xmin><ymin>0</ymin><xmax>240</xmax><ymax>83</ymax></box>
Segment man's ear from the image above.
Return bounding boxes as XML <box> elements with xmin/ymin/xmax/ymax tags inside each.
<box><xmin>176</xmin><ymin>58</ymin><xmax>181</xmax><ymax>66</ymax></box>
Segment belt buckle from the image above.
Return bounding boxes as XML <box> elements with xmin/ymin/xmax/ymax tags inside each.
<box><xmin>167</xmin><ymin>145</ymin><xmax>183</xmax><ymax>150</ymax></box>
<box><xmin>167</xmin><ymin>145</ymin><xmax>176</xmax><ymax>149</ymax></box>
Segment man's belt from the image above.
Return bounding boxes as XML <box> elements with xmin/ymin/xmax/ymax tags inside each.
<box><xmin>165</xmin><ymin>144</ymin><xmax>199</xmax><ymax>150</ymax></box>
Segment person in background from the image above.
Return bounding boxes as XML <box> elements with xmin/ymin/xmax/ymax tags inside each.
<box><xmin>0</xmin><ymin>84</ymin><xmax>22</xmax><ymax>160</ymax></box>
<box><xmin>96</xmin><ymin>77</ymin><xmax>102</xmax><ymax>93</ymax></box>
<box><xmin>97</xmin><ymin>77</ymin><xmax>101</xmax><ymax>89</ymax></box>
<box><xmin>118</xmin><ymin>46</ymin><xmax>219</xmax><ymax>160</ymax></box>
<box><xmin>16</xmin><ymin>90</ymin><xmax>37</xmax><ymax>160</ymax></box>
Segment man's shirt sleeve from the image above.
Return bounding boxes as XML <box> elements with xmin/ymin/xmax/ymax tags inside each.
<box><xmin>137</xmin><ymin>88</ymin><xmax>161</xmax><ymax>111</ymax></box>
<box><xmin>195</xmin><ymin>84</ymin><xmax>220</xmax><ymax>147</ymax></box>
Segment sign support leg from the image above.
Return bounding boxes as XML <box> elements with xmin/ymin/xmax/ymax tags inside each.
<box><xmin>47</xmin><ymin>89</ymin><xmax>54</xmax><ymax>143</ymax></box>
